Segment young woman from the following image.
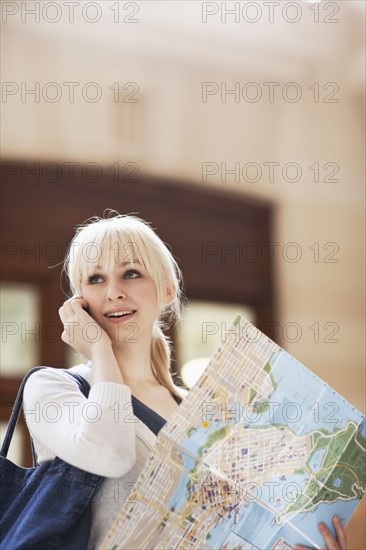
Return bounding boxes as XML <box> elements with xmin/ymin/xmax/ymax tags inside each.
<box><xmin>23</xmin><ymin>213</ymin><xmax>348</xmax><ymax>549</ymax></box>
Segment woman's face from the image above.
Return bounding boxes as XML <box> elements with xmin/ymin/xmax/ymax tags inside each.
<box><xmin>80</xmin><ymin>258</ymin><xmax>159</xmax><ymax>345</ymax></box>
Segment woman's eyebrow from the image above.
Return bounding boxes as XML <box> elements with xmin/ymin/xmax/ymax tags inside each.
<box><xmin>94</xmin><ymin>260</ymin><xmax>141</xmax><ymax>269</ymax></box>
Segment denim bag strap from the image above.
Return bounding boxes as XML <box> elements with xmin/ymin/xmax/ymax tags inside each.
<box><xmin>1</xmin><ymin>367</ymin><xmax>47</xmax><ymax>460</ymax></box>
<box><xmin>0</xmin><ymin>366</ymin><xmax>104</xmax><ymax>550</ymax></box>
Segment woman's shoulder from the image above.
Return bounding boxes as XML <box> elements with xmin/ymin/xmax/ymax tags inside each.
<box><xmin>23</xmin><ymin>362</ymin><xmax>92</xmax><ymax>397</ymax></box>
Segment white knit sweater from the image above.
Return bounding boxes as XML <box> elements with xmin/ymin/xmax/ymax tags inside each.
<box><xmin>23</xmin><ymin>362</ymin><xmax>172</xmax><ymax>549</ymax></box>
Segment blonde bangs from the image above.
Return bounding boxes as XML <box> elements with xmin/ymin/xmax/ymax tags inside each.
<box><xmin>70</xmin><ymin>228</ymin><xmax>149</xmax><ymax>291</ymax></box>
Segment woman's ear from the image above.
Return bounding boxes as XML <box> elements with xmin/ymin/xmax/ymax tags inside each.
<box><xmin>164</xmin><ymin>282</ymin><xmax>176</xmax><ymax>306</ymax></box>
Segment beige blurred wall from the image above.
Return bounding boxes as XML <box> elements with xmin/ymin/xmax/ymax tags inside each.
<box><xmin>2</xmin><ymin>3</ymin><xmax>364</xmax><ymax>407</ymax></box>
<box><xmin>2</xmin><ymin>1</ymin><xmax>365</xmax><ymax>545</ymax></box>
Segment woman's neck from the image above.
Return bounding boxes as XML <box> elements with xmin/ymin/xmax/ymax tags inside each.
<box><xmin>112</xmin><ymin>339</ymin><xmax>157</xmax><ymax>389</ymax></box>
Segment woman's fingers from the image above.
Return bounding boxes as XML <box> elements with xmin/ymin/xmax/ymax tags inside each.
<box><xmin>317</xmin><ymin>521</ymin><xmax>340</xmax><ymax>549</ymax></box>
<box><xmin>71</xmin><ymin>296</ymin><xmax>87</xmax><ymax>307</ymax></box>
<box><xmin>59</xmin><ymin>296</ymin><xmax>88</xmax><ymax>319</ymax></box>
<box><xmin>66</xmin><ymin>296</ymin><xmax>87</xmax><ymax>313</ymax></box>
<box><xmin>58</xmin><ymin>297</ymin><xmax>90</xmax><ymax>344</ymax></box>
<box><xmin>332</xmin><ymin>516</ymin><xmax>347</xmax><ymax>550</ymax></box>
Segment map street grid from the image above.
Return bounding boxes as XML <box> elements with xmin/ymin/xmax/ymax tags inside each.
<box><xmin>103</xmin><ymin>316</ymin><xmax>366</xmax><ymax>550</ymax></box>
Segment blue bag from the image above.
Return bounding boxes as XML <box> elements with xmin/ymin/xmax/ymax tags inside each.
<box><xmin>0</xmin><ymin>367</ymin><xmax>104</xmax><ymax>549</ymax></box>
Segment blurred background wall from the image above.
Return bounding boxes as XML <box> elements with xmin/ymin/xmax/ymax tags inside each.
<box><xmin>1</xmin><ymin>0</ymin><xmax>365</xmax><ymax>546</ymax></box>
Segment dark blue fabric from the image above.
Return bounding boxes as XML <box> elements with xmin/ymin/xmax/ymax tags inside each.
<box><xmin>0</xmin><ymin>368</ymin><xmax>104</xmax><ymax>550</ymax></box>
<box><xmin>0</xmin><ymin>458</ymin><xmax>102</xmax><ymax>550</ymax></box>
<box><xmin>132</xmin><ymin>392</ymin><xmax>182</xmax><ymax>436</ymax></box>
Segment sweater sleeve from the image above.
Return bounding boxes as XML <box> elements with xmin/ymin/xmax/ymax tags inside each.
<box><xmin>23</xmin><ymin>368</ymin><xmax>137</xmax><ymax>477</ymax></box>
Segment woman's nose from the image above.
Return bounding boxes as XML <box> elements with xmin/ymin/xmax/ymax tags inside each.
<box><xmin>106</xmin><ymin>281</ymin><xmax>126</xmax><ymax>301</ymax></box>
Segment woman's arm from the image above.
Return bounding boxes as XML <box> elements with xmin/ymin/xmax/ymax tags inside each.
<box><xmin>24</xmin><ymin>295</ymin><xmax>137</xmax><ymax>477</ymax></box>
<box><xmin>24</xmin><ymin>369</ymin><xmax>136</xmax><ymax>477</ymax></box>
<box><xmin>23</xmin><ymin>367</ymin><xmax>136</xmax><ymax>477</ymax></box>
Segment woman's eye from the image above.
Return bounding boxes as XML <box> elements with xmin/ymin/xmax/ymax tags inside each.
<box><xmin>88</xmin><ymin>275</ymin><xmax>103</xmax><ymax>284</ymax></box>
<box><xmin>124</xmin><ymin>269</ymin><xmax>140</xmax><ymax>279</ymax></box>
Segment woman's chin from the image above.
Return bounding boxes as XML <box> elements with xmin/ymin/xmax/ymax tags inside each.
<box><xmin>108</xmin><ymin>325</ymin><xmax>138</xmax><ymax>345</ymax></box>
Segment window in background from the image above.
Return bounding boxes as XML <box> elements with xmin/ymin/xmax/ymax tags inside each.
<box><xmin>0</xmin><ymin>283</ymin><xmax>41</xmax><ymax>377</ymax></box>
<box><xmin>0</xmin><ymin>422</ymin><xmax>23</xmax><ymax>466</ymax></box>
<box><xmin>177</xmin><ymin>300</ymin><xmax>255</xmax><ymax>388</ymax></box>
<box><xmin>0</xmin><ymin>282</ymin><xmax>41</xmax><ymax>465</ymax></box>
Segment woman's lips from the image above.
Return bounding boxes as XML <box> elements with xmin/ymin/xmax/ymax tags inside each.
<box><xmin>104</xmin><ymin>311</ymin><xmax>136</xmax><ymax>324</ymax></box>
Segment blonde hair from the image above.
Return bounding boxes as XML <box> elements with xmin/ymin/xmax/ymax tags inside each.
<box><xmin>64</xmin><ymin>211</ymin><xmax>185</xmax><ymax>399</ymax></box>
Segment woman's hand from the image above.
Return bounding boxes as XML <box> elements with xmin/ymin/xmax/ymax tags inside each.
<box><xmin>58</xmin><ymin>296</ymin><xmax>111</xmax><ymax>359</ymax></box>
<box><xmin>296</xmin><ymin>516</ymin><xmax>347</xmax><ymax>550</ymax></box>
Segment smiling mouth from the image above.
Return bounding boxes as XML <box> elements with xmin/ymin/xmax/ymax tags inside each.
<box><xmin>104</xmin><ymin>310</ymin><xmax>136</xmax><ymax>319</ymax></box>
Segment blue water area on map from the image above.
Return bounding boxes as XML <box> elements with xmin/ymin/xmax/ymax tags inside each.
<box><xmin>181</xmin><ymin>435</ymin><xmax>202</xmax><ymax>456</ymax></box>
<box><xmin>207</xmin><ymin>500</ymin><xmax>279</xmax><ymax>549</ymax></box>
<box><xmin>168</xmin><ymin>452</ymin><xmax>198</xmax><ymax>513</ymax></box>
<box><xmin>234</xmin><ymin>502</ymin><xmax>281</xmax><ymax>548</ymax></box>
<box><xmin>266</xmin><ymin>520</ymin><xmax>321</xmax><ymax>550</ymax></box>
<box><xmin>309</xmin><ymin>448</ymin><xmax>327</xmax><ymax>473</ymax></box>
<box><xmin>257</xmin><ymin>472</ymin><xmax>310</xmax><ymax>514</ymax></box>
<box><xmin>206</xmin><ymin>498</ymin><xmax>360</xmax><ymax>550</ymax></box>
<box><xmin>246</xmin><ymin>349</ymin><xmax>366</xmax><ymax>437</ymax></box>
<box><xmin>281</xmin><ymin>499</ymin><xmax>360</xmax><ymax>548</ymax></box>
<box><xmin>333</xmin><ymin>477</ymin><xmax>341</xmax><ymax>488</ymax></box>
<box><xmin>168</xmin><ymin>477</ymin><xmax>189</xmax><ymax>514</ymax></box>
<box><xmin>219</xmin><ymin>530</ymin><xmax>260</xmax><ymax>550</ymax></box>
<box><xmin>206</xmin><ymin>506</ymin><xmax>244</xmax><ymax>548</ymax></box>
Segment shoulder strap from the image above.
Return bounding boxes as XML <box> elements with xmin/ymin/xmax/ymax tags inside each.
<box><xmin>1</xmin><ymin>367</ymin><xmax>46</xmax><ymax>458</ymax></box>
<box><xmin>0</xmin><ymin>367</ymin><xmax>90</xmax><ymax>461</ymax></box>
<box><xmin>65</xmin><ymin>371</ymin><xmax>91</xmax><ymax>399</ymax></box>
